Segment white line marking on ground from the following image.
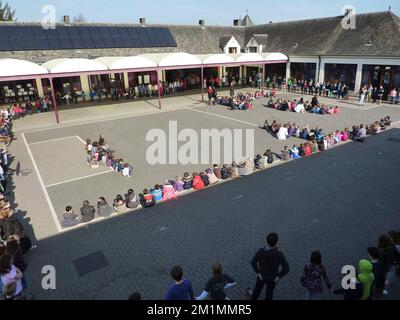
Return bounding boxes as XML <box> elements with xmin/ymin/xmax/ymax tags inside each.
<box><xmin>45</xmin><ymin>169</ymin><xmax>115</xmax><ymax>188</ymax></box>
<box><xmin>21</xmin><ymin>132</ymin><xmax>62</xmax><ymax>232</ymax></box>
<box><xmin>28</xmin><ymin>135</ymin><xmax>79</xmax><ymax>145</ymax></box>
<box><xmin>21</xmin><ymin>105</ymin><xmax>201</xmax><ymax>134</ymax></box>
<box><xmin>185</xmin><ymin>107</ymin><xmax>259</xmax><ymax>127</ymax></box>
<box><xmin>75</xmin><ymin>136</ymin><xmax>86</xmax><ymax>144</ymax></box>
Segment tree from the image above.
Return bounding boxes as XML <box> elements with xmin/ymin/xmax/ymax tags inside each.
<box><xmin>0</xmin><ymin>1</ymin><xmax>16</xmax><ymax>21</ymax></box>
<box><xmin>73</xmin><ymin>13</ymin><xmax>86</xmax><ymax>23</ymax></box>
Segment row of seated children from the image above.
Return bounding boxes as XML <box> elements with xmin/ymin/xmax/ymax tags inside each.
<box><xmin>265</xmin><ymin>98</ymin><xmax>340</xmax><ymax>115</ymax></box>
<box><xmin>275</xmin><ymin>116</ymin><xmax>393</xmax><ymax>162</ymax></box>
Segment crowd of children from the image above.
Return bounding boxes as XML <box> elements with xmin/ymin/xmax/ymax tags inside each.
<box><xmin>265</xmin><ymin>96</ymin><xmax>341</xmax><ymax>115</ymax></box>
<box><xmin>263</xmin><ymin>116</ymin><xmax>391</xmax><ymax>144</ymax></box>
<box><xmin>215</xmin><ymin>90</ymin><xmax>276</xmax><ymax>111</ymax></box>
<box><xmin>0</xmin><ymin>111</ymin><xmax>38</xmax><ymax>300</ymax></box>
<box><xmin>85</xmin><ymin>135</ymin><xmax>133</xmax><ymax>178</ymax></box>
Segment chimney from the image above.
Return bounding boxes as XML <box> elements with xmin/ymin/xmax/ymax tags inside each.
<box><xmin>199</xmin><ymin>19</ymin><xmax>205</xmax><ymax>27</ymax></box>
<box><xmin>63</xmin><ymin>15</ymin><xmax>71</xmax><ymax>24</ymax></box>
<box><xmin>233</xmin><ymin>19</ymin><xmax>241</xmax><ymax>27</ymax></box>
<box><xmin>140</xmin><ymin>17</ymin><xmax>146</xmax><ymax>26</ymax></box>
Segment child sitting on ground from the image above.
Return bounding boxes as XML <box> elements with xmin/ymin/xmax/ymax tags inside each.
<box><xmin>290</xmin><ymin>145</ymin><xmax>300</xmax><ymax>159</ymax></box>
<box><xmin>122</xmin><ymin>163</ymin><xmax>131</xmax><ymax>177</ymax></box>
<box><xmin>281</xmin><ymin>146</ymin><xmax>290</xmax><ymax>161</ymax></box>
<box><xmin>85</xmin><ymin>139</ymin><xmax>92</xmax><ymax>151</ymax></box>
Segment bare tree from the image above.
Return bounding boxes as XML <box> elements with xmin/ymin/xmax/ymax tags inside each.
<box><xmin>73</xmin><ymin>14</ymin><xmax>86</xmax><ymax>23</ymax></box>
<box><xmin>0</xmin><ymin>1</ymin><xmax>16</xmax><ymax>21</ymax></box>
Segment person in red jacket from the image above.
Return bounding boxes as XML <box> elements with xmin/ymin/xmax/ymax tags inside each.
<box><xmin>192</xmin><ymin>173</ymin><xmax>205</xmax><ymax>190</ymax></box>
<box><xmin>304</xmin><ymin>143</ymin><xmax>312</xmax><ymax>156</ymax></box>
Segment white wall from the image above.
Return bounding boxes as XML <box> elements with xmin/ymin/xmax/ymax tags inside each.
<box><xmin>288</xmin><ymin>55</ymin><xmax>400</xmax><ymax>91</ymax></box>
<box><xmin>224</xmin><ymin>37</ymin><xmax>241</xmax><ymax>54</ymax></box>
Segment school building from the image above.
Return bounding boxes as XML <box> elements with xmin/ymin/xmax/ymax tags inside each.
<box><xmin>0</xmin><ymin>10</ymin><xmax>399</xmax><ymax>116</ymax></box>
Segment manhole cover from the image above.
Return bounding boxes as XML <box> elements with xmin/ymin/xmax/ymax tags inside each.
<box><xmin>387</xmin><ymin>138</ymin><xmax>400</xmax><ymax>144</ymax></box>
<box><xmin>73</xmin><ymin>251</ymin><xmax>110</xmax><ymax>277</ymax></box>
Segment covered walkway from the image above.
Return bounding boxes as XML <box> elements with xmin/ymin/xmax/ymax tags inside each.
<box><xmin>0</xmin><ymin>52</ymin><xmax>288</xmax><ymax>124</ymax></box>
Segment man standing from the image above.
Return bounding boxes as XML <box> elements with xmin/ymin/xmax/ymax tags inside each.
<box><xmin>247</xmin><ymin>233</ymin><xmax>289</xmax><ymax>300</ymax></box>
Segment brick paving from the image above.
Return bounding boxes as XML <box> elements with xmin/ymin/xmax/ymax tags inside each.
<box><xmin>6</xmin><ymin>91</ymin><xmax>400</xmax><ymax>299</ymax></box>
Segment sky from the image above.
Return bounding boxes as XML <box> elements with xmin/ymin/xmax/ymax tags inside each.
<box><xmin>5</xmin><ymin>0</ymin><xmax>399</xmax><ymax>25</ymax></box>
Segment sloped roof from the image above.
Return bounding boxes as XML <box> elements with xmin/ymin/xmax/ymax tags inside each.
<box><xmin>167</xmin><ymin>25</ymin><xmax>245</xmax><ymax>54</ymax></box>
<box><xmin>219</xmin><ymin>36</ymin><xmax>233</xmax><ymax>49</ymax></box>
<box><xmin>245</xmin><ymin>11</ymin><xmax>400</xmax><ymax>56</ymax></box>
<box><xmin>0</xmin><ymin>11</ymin><xmax>398</xmax><ymax>60</ymax></box>
<box><xmin>252</xmin><ymin>34</ymin><xmax>269</xmax><ymax>46</ymax></box>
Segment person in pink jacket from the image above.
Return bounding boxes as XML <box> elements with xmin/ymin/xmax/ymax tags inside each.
<box><xmin>162</xmin><ymin>181</ymin><xmax>177</xmax><ymax>200</ymax></box>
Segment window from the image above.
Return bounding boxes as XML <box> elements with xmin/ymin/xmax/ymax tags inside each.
<box><xmin>248</xmin><ymin>46</ymin><xmax>258</xmax><ymax>53</ymax></box>
<box><xmin>229</xmin><ymin>47</ymin><xmax>237</xmax><ymax>54</ymax></box>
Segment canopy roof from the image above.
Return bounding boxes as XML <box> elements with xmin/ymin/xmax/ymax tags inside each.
<box><xmin>0</xmin><ymin>58</ymin><xmax>48</xmax><ymax>77</ymax></box>
<box><xmin>42</xmin><ymin>58</ymin><xmax>107</xmax><ymax>74</ymax></box>
<box><xmin>0</xmin><ymin>52</ymin><xmax>288</xmax><ymax>80</ymax></box>
<box><xmin>140</xmin><ymin>52</ymin><xmax>203</xmax><ymax>67</ymax></box>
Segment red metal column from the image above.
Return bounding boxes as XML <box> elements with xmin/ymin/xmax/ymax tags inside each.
<box><xmin>49</xmin><ymin>78</ymin><xmax>60</xmax><ymax>124</ymax></box>
<box><xmin>262</xmin><ymin>64</ymin><xmax>266</xmax><ymax>93</ymax></box>
<box><xmin>201</xmin><ymin>66</ymin><xmax>204</xmax><ymax>103</ymax></box>
<box><xmin>157</xmin><ymin>69</ymin><xmax>162</xmax><ymax>109</ymax></box>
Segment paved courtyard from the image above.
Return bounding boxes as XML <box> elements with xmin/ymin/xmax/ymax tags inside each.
<box><xmin>7</xmin><ymin>90</ymin><xmax>400</xmax><ymax>299</ymax></box>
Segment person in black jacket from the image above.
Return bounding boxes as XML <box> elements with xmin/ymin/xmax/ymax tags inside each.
<box><xmin>247</xmin><ymin>233</ymin><xmax>289</xmax><ymax>300</ymax></box>
<box><xmin>377</xmin><ymin>234</ymin><xmax>394</xmax><ymax>295</ymax></box>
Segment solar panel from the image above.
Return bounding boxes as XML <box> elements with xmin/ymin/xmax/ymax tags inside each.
<box><xmin>45</xmin><ymin>28</ymin><xmax>62</xmax><ymax>50</ymax></box>
<box><xmin>98</xmin><ymin>27</ymin><xmax>115</xmax><ymax>48</ymax></box>
<box><xmin>88</xmin><ymin>27</ymin><xmax>105</xmax><ymax>48</ymax></box>
<box><xmin>119</xmin><ymin>27</ymin><xmax>134</xmax><ymax>47</ymax></box>
<box><xmin>0</xmin><ymin>25</ymin><xmax>177</xmax><ymax>51</ymax></box>
<box><xmin>126</xmin><ymin>27</ymin><xmax>144</xmax><ymax>47</ymax></box>
<box><xmin>32</xmin><ymin>27</ymin><xmax>49</xmax><ymax>50</ymax></box>
<box><xmin>67</xmin><ymin>27</ymin><xmax>84</xmax><ymax>49</ymax></box>
<box><xmin>0</xmin><ymin>27</ymin><xmax>11</xmax><ymax>50</ymax></box>
<box><xmin>78</xmin><ymin>27</ymin><xmax>95</xmax><ymax>49</ymax></box>
<box><xmin>137</xmin><ymin>28</ymin><xmax>151</xmax><ymax>47</ymax></box>
<box><xmin>56</xmin><ymin>27</ymin><xmax>74</xmax><ymax>49</ymax></box>
<box><xmin>160</xmin><ymin>28</ymin><xmax>177</xmax><ymax>47</ymax></box>
<box><xmin>106</xmin><ymin>27</ymin><xmax>124</xmax><ymax>47</ymax></box>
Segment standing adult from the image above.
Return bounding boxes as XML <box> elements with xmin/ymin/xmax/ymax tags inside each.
<box><xmin>247</xmin><ymin>233</ymin><xmax>289</xmax><ymax>300</ymax></box>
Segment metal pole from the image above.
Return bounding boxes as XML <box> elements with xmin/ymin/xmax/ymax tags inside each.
<box><xmin>157</xmin><ymin>70</ymin><xmax>162</xmax><ymax>109</ymax></box>
<box><xmin>49</xmin><ymin>78</ymin><xmax>60</xmax><ymax>124</ymax></box>
<box><xmin>201</xmin><ymin>66</ymin><xmax>204</xmax><ymax>103</ymax></box>
<box><xmin>262</xmin><ymin>64</ymin><xmax>266</xmax><ymax>94</ymax></box>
